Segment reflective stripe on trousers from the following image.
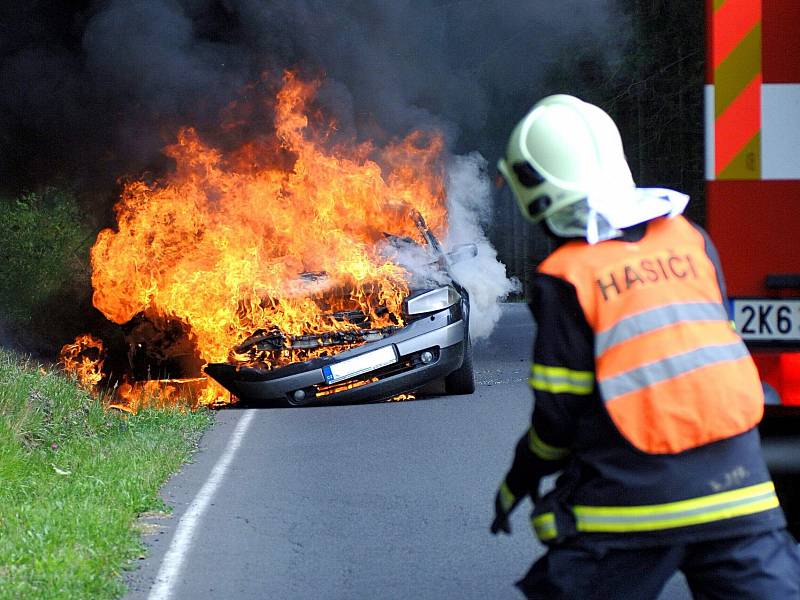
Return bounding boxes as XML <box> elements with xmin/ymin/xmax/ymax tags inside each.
<box><xmin>531</xmin><ymin>481</ymin><xmax>779</xmax><ymax>541</ymax></box>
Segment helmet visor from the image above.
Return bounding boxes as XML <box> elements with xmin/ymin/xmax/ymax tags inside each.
<box><xmin>511</xmin><ymin>161</ymin><xmax>545</xmax><ymax>188</ymax></box>
<box><xmin>497</xmin><ymin>158</ymin><xmax>553</xmax><ymax>223</ymax></box>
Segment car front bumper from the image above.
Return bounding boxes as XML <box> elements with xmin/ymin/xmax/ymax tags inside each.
<box><xmin>204</xmin><ymin>303</ymin><xmax>466</xmax><ymax>406</ymax></box>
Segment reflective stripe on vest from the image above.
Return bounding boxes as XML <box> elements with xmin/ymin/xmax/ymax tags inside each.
<box><xmin>538</xmin><ymin>216</ymin><xmax>764</xmax><ymax>454</ymax></box>
<box><xmin>595</xmin><ymin>301</ymin><xmax>729</xmax><ymax>356</ymax></box>
<box><xmin>531</xmin><ymin>482</ymin><xmax>779</xmax><ymax>541</ymax></box>
<box><xmin>599</xmin><ymin>340</ymin><xmax>751</xmax><ymax>403</ymax></box>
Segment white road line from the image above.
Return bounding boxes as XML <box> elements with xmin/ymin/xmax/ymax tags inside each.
<box><xmin>148</xmin><ymin>409</ymin><xmax>256</xmax><ymax>600</ymax></box>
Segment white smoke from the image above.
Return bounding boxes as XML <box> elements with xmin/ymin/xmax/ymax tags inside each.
<box><xmin>380</xmin><ymin>234</ymin><xmax>450</xmax><ymax>291</ymax></box>
<box><xmin>376</xmin><ymin>151</ymin><xmax>518</xmax><ymax>340</ymax></box>
<box><xmin>444</xmin><ymin>153</ymin><xmax>520</xmax><ymax>340</ymax></box>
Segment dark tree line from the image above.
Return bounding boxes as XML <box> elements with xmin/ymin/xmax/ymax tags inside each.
<box><xmin>492</xmin><ymin>0</ymin><xmax>705</xmax><ymax>296</ymax></box>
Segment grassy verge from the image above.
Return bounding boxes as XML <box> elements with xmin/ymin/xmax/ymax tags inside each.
<box><xmin>0</xmin><ymin>349</ymin><xmax>213</xmax><ymax>599</ymax></box>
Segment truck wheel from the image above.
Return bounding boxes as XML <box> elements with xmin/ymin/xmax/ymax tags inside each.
<box><xmin>445</xmin><ymin>337</ymin><xmax>475</xmax><ymax>395</ymax></box>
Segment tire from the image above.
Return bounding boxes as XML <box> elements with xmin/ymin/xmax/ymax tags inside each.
<box><xmin>445</xmin><ymin>336</ymin><xmax>475</xmax><ymax>395</ymax></box>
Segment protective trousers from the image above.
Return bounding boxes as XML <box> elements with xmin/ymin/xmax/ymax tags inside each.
<box><xmin>516</xmin><ymin>529</ymin><xmax>800</xmax><ymax>600</ymax></box>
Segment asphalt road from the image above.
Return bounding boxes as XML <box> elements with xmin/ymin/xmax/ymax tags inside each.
<box><xmin>124</xmin><ymin>303</ymin><xmax>692</xmax><ymax>600</ymax></box>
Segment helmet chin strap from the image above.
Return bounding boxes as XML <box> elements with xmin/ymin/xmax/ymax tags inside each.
<box><xmin>587</xmin><ymin>208</ymin><xmax>600</xmax><ymax>245</ymax></box>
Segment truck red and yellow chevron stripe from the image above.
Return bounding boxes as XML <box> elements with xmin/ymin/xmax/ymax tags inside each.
<box><xmin>709</xmin><ymin>0</ymin><xmax>761</xmax><ymax>179</ymax></box>
<box><xmin>706</xmin><ymin>0</ymin><xmax>800</xmax><ymax>181</ymax></box>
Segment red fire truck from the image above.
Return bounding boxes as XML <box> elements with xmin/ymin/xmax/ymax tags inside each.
<box><xmin>706</xmin><ymin>0</ymin><xmax>800</xmax><ymax>536</ymax></box>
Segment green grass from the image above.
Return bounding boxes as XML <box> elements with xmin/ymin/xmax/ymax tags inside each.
<box><xmin>0</xmin><ymin>349</ymin><xmax>213</xmax><ymax>599</ymax></box>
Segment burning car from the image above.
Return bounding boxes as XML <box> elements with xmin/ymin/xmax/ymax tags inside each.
<box><xmin>205</xmin><ymin>211</ymin><xmax>476</xmax><ymax>406</ymax></box>
<box><xmin>60</xmin><ymin>73</ymin><xmax>499</xmax><ymax>411</ymax></box>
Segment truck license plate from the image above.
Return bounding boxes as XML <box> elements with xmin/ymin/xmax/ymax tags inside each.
<box><xmin>730</xmin><ymin>298</ymin><xmax>800</xmax><ymax>342</ymax></box>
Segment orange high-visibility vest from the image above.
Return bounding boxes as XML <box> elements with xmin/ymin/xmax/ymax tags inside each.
<box><xmin>539</xmin><ymin>216</ymin><xmax>764</xmax><ymax>454</ymax></box>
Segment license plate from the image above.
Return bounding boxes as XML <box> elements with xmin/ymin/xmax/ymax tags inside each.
<box><xmin>322</xmin><ymin>345</ymin><xmax>397</xmax><ymax>384</ymax></box>
<box><xmin>730</xmin><ymin>298</ymin><xmax>800</xmax><ymax>342</ymax></box>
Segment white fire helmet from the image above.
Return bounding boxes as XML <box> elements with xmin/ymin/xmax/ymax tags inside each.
<box><xmin>498</xmin><ymin>94</ymin><xmax>688</xmax><ymax>244</ymax></box>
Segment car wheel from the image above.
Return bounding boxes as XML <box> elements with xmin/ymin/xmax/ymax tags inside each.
<box><xmin>445</xmin><ymin>336</ymin><xmax>475</xmax><ymax>395</ymax></box>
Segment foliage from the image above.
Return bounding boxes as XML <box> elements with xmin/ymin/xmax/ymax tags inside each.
<box><xmin>492</xmin><ymin>0</ymin><xmax>706</xmax><ymax>296</ymax></box>
<box><xmin>0</xmin><ymin>349</ymin><xmax>213</xmax><ymax>599</ymax></box>
<box><xmin>0</xmin><ymin>188</ymin><xmax>93</xmax><ymax>328</ymax></box>
<box><xmin>608</xmin><ymin>0</ymin><xmax>706</xmax><ymax>223</ymax></box>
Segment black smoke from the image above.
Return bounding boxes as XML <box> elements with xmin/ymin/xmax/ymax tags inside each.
<box><xmin>0</xmin><ymin>0</ymin><xmax>623</xmax><ymax>357</ymax></box>
<box><xmin>1</xmin><ymin>0</ymin><xmax>622</xmax><ymax>196</ymax></box>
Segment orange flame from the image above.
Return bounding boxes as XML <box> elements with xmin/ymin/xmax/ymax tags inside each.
<box><xmin>59</xmin><ymin>334</ymin><xmax>105</xmax><ymax>389</ymax></box>
<box><xmin>109</xmin><ymin>377</ymin><xmax>222</xmax><ymax>413</ymax></box>
<box><xmin>61</xmin><ymin>72</ymin><xmax>447</xmax><ymax>408</ymax></box>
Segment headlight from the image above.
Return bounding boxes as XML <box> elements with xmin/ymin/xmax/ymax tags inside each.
<box><xmin>404</xmin><ymin>286</ymin><xmax>461</xmax><ymax>315</ymax></box>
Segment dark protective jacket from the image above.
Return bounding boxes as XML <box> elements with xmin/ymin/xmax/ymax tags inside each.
<box><xmin>500</xmin><ymin>215</ymin><xmax>786</xmax><ymax>548</ymax></box>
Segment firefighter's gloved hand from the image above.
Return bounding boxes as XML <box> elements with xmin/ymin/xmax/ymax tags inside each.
<box><xmin>491</xmin><ymin>481</ymin><xmax>522</xmax><ymax>535</ymax></box>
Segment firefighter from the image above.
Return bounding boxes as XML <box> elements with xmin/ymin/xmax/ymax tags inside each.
<box><xmin>493</xmin><ymin>94</ymin><xmax>800</xmax><ymax>599</ymax></box>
